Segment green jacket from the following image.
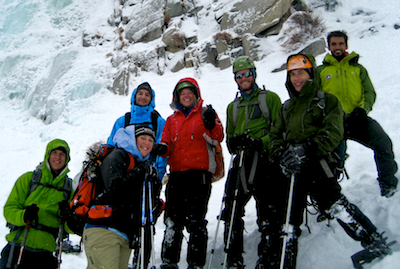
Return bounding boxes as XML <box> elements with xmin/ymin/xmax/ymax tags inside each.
<box><xmin>226</xmin><ymin>87</ymin><xmax>282</xmax><ymax>154</ymax></box>
<box><xmin>317</xmin><ymin>51</ymin><xmax>376</xmax><ymax>115</ymax></box>
<box><xmin>4</xmin><ymin>139</ymin><xmax>72</xmax><ymax>252</ymax></box>
<box><xmin>270</xmin><ymin>53</ymin><xmax>344</xmax><ymax>159</ymax></box>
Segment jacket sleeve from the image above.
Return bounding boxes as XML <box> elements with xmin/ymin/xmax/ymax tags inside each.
<box><xmin>269</xmin><ymin>108</ymin><xmax>286</xmax><ymax>162</ymax></box>
<box><xmin>313</xmin><ymin>94</ymin><xmax>344</xmax><ymax>157</ymax></box>
<box><xmin>4</xmin><ymin>172</ymin><xmax>33</xmax><ymax>227</ymax></box>
<box><xmin>358</xmin><ymin>64</ymin><xmax>376</xmax><ymax>114</ymax></box>
<box><xmin>260</xmin><ymin>91</ymin><xmax>282</xmax><ymax>149</ymax></box>
<box><xmin>107</xmin><ymin>116</ymin><xmax>125</xmax><ymax>146</ymax></box>
<box><xmin>160</xmin><ymin>116</ymin><xmax>173</xmax><ymax>158</ymax></box>
<box><xmin>208</xmin><ymin>112</ymin><xmax>224</xmax><ymax>143</ymax></box>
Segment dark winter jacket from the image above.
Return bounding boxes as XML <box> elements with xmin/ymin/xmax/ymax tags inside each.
<box><xmin>226</xmin><ymin>87</ymin><xmax>282</xmax><ymax>154</ymax></box>
<box><xmin>161</xmin><ymin>78</ymin><xmax>224</xmax><ymax>173</ymax></box>
<box><xmin>317</xmin><ymin>51</ymin><xmax>376</xmax><ymax>115</ymax></box>
<box><xmin>4</xmin><ymin>139</ymin><xmax>72</xmax><ymax>252</ymax></box>
<box><xmin>270</xmin><ymin>53</ymin><xmax>344</xmax><ymax>159</ymax></box>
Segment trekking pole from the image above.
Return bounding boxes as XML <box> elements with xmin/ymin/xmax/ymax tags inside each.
<box><xmin>208</xmin><ymin>154</ymin><xmax>235</xmax><ymax>269</ymax></box>
<box><xmin>140</xmin><ymin>180</ymin><xmax>146</xmax><ymax>269</ymax></box>
<box><xmin>57</xmin><ymin>220</ymin><xmax>65</xmax><ymax>269</ymax></box>
<box><xmin>15</xmin><ymin>221</ymin><xmax>31</xmax><ymax>268</ymax></box>
<box><xmin>223</xmin><ymin>149</ymin><xmax>245</xmax><ymax>269</ymax></box>
<box><xmin>147</xmin><ymin>180</ymin><xmax>156</xmax><ymax>269</ymax></box>
<box><xmin>279</xmin><ymin>173</ymin><xmax>296</xmax><ymax>269</ymax></box>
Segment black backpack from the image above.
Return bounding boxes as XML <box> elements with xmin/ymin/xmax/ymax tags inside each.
<box><xmin>124</xmin><ymin>110</ymin><xmax>161</xmax><ymax>133</ymax></box>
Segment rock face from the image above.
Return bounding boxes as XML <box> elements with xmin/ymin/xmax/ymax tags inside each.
<box><xmin>219</xmin><ymin>0</ymin><xmax>294</xmax><ymax>36</ymax></box>
<box><xmin>100</xmin><ymin>0</ymin><xmax>325</xmax><ymax>91</ymax></box>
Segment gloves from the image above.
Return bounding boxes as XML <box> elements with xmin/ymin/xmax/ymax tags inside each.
<box><xmin>128</xmin><ymin>162</ymin><xmax>159</xmax><ymax>181</ymax></box>
<box><xmin>24</xmin><ymin>204</ymin><xmax>39</xmax><ymax>224</ymax></box>
<box><xmin>347</xmin><ymin>107</ymin><xmax>367</xmax><ymax>129</ymax></box>
<box><xmin>58</xmin><ymin>200</ymin><xmax>85</xmax><ymax>236</ymax></box>
<box><xmin>151</xmin><ymin>143</ymin><xmax>168</xmax><ymax>156</ymax></box>
<box><xmin>280</xmin><ymin>144</ymin><xmax>309</xmax><ymax>176</ymax></box>
<box><xmin>203</xmin><ymin>105</ymin><xmax>217</xmax><ymax>130</ymax></box>
<box><xmin>228</xmin><ymin>134</ymin><xmax>263</xmax><ymax>153</ymax></box>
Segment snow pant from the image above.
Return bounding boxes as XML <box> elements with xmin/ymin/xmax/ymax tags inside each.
<box><xmin>279</xmin><ymin>159</ymin><xmax>378</xmax><ymax>268</ymax></box>
<box><xmin>83</xmin><ymin>227</ymin><xmax>131</xmax><ymax>269</ymax></box>
<box><xmin>0</xmin><ymin>243</ymin><xmax>57</xmax><ymax>269</ymax></box>
<box><xmin>222</xmin><ymin>151</ymin><xmax>284</xmax><ymax>266</ymax></box>
<box><xmin>161</xmin><ymin>170</ymin><xmax>212</xmax><ymax>268</ymax></box>
<box><xmin>345</xmin><ymin>115</ymin><xmax>397</xmax><ymax>182</ymax></box>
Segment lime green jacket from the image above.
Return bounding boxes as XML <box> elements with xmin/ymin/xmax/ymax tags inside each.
<box><xmin>4</xmin><ymin>139</ymin><xmax>72</xmax><ymax>252</ymax></box>
<box><xmin>226</xmin><ymin>87</ymin><xmax>282</xmax><ymax>154</ymax></box>
<box><xmin>318</xmin><ymin>52</ymin><xmax>376</xmax><ymax>115</ymax></box>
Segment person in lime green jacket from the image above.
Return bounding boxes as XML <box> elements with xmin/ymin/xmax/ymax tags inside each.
<box><xmin>0</xmin><ymin>139</ymin><xmax>73</xmax><ymax>269</ymax></box>
<box><xmin>318</xmin><ymin>30</ymin><xmax>398</xmax><ymax>198</ymax></box>
<box><xmin>223</xmin><ymin>56</ymin><xmax>282</xmax><ymax>269</ymax></box>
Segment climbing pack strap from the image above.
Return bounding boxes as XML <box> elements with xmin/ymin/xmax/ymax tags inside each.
<box><xmin>232</xmin><ymin>88</ymin><xmax>270</xmax><ymax>129</ymax></box>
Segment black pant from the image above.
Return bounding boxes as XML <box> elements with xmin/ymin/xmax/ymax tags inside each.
<box><xmin>346</xmin><ymin>116</ymin><xmax>397</xmax><ymax>180</ymax></box>
<box><xmin>222</xmin><ymin>152</ymin><xmax>286</xmax><ymax>263</ymax></box>
<box><xmin>0</xmin><ymin>243</ymin><xmax>57</xmax><ymax>269</ymax></box>
<box><xmin>161</xmin><ymin>170</ymin><xmax>211</xmax><ymax>267</ymax></box>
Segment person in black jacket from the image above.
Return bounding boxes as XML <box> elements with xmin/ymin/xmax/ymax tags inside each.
<box><xmin>83</xmin><ymin>126</ymin><xmax>160</xmax><ymax>269</ymax></box>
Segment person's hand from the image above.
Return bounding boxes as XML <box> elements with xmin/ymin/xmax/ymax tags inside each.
<box><xmin>58</xmin><ymin>200</ymin><xmax>73</xmax><ymax>219</ymax></box>
<box><xmin>151</xmin><ymin>143</ymin><xmax>168</xmax><ymax>156</ymax></box>
<box><xmin>128</xmin><ymin>163</ymin><xmax>158</xmax><ymax>181</ymax></box>
<box><xmin>24</xmin><ymin>204</ymin><xmax>39</xmax><ymax>224</ymax></box>
<box><xmin>347</xmin><ymin>107</ymin><xmax>367</xmax><ymax>129</ymax></box>
<box><xmin>203</xmin><ymin>105</ymin><xmax>217</xmax><ymax>130</ymax></box>
<box><xmin>280</xmin><ymin>144</ymin><xmax>309</xmax><ymax>176</ymax></box>
<box><xmin>240</xmin><ymin>134</ymin><xmax>263</xmax><ymax>151</ymax></box>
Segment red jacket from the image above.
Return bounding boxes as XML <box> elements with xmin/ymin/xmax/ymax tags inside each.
<box><xmin>161</xmin><ymin>78</ymin><xmax>224</xmax><ymax>173</ymax></box>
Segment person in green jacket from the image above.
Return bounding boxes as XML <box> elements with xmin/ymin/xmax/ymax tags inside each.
<box><xmin>270</xmin><ymin>53</ymin><xmax>394</xmax><ymax>268</ymax></box>
<box><xmin>318</xmin><ymin>30</ymin><xmax>398</xmax><ymax>198</ymax></box>
<box><xmin>0</xmin><ymin>139</ymin><xmax>73</xmax><ymax>269</ymax></box>
<box><xmin>223</xmin><ymin>56</ymin><xmax>282</xmax><ymax>269</ymax></box>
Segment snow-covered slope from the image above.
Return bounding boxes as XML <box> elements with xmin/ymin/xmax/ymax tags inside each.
<box><xmin>1</xmin><ymin>0</ymin><xmax>399</xmax><ymax>268</ymax></box>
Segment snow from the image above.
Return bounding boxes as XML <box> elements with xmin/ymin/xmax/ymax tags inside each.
<box><xmin>1</xmin><ymin>0</ymin><xmax>400</xmax><ymax>268</ymax></box>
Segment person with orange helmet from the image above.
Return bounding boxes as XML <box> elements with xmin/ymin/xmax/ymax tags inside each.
<box><xmin>268</xmin><ymin>53</ymin><xmax>395</xmax><ymax>268</ymax></box>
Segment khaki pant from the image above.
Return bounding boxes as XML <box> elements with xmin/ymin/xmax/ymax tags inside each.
<box><xmin>83</xmin><ymin>227</ymin><xmax>131</xmax><ymax>269</ymax></box>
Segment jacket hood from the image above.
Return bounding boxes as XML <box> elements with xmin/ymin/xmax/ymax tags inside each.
<box><xmin>322</xmin><ymin>51</ymin><xmax>360</xmax><ymax>66</ymax></box>
<box><xmin>129</xmin><ymin>82</ymin><xmax>156</xmax><ymax>126</ymax></box>
<box><xmin>170</xmin><ymin>77</ymin><xmax>203</xmax><ymax>111</ymax></box>
<box><xmin>43</xmin><ymin>139</ymin><xmax>70</xmax><ymax>175</ymax></box>
<box><xmin>113</xmin><ymin>125</ymin><xmax>150</xmax><ymax>162</ymax></box>
<box><xmin>285</xmin><ymin>53</ymin><xmax>321</xmax><ymax>99</ymax></box>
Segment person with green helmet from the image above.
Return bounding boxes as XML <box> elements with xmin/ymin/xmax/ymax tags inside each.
<box><xmin>223</xmin><ymin>56</ymin><xmax>282</xmax><ymax>269</ymax></box>
<box><xmin>269</xmin><ymin>53</ymin><xmax>394</xmax><ymax>268</ymax></box>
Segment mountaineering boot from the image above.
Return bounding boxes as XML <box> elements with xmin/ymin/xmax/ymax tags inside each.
<box><xmin>160</xmin><ymin>263</ymin><xmax>179</xmax><ymax>269</ymax></box>
<box><xmin>378</xmin><ymin>175</ymin><xmax>398</xmax><ymax>198</ymax></box>
<box><xmin>226</xmin><ymin>260</ymin><xmax>245</xmax><ymax>269</ymax></box>
<box><xmin>352</xmin><ymin>232</ymin><xmax>396</xmax><ymax>269</ymax></box>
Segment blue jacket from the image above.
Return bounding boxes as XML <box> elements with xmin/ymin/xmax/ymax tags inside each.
<box><xmin>107</xmin><ymin>85</ymin><xmax>167</xmax><ymax>180</ymax></box>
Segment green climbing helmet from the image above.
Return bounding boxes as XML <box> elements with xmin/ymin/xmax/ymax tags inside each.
<box><xmin>233</xmin><ymin>56</ymin><xmax>256</xmax><ymax>73</ymax></box>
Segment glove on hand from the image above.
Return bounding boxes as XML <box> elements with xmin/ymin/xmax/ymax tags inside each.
<box><xmin>58</xmin><ymin>201</ymin><xmax>85</xmax><ymax>236</ymax></box>
<box><xmin>58</xmin><ymin>200</ymin><xmax>73</xmax><ymax>219</ymax></box>
<box><xmin>280</xmin><ymin>144</ymin><xmax>308</xmax><ymax>176</ymax></box>
<box><xmin>203</xmin><ymin>105</ymin><xmax>217</xmax><ymax>130</ymax></box>
<box><xmin>241</xmin><ymin>135</ymin><xmax>263</xmax><ymax>151</ymax></box>
<box><xmin>24</xmin><ymin>204</ymin><xmax>39</xmax><ymax>224</ymax></box>
<box><xmin>151</xmin><ymin>143</ymin><xmax>168</xmax><ymax>156</ymax></box>
<box><xmin>347</xmin><ymin>107</ymin><xmax>367</xmax><ymax>129</ymax></box>
<box><xmin>129</xmin><ymin>162</ymin><xmax>159</xmax><ymax>181</ymax></box>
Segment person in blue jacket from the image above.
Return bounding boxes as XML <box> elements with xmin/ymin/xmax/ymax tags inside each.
<box><xmin>107</xmin><ymin>82</ymin><xmax>167</xmax><ymax>181</ymax></box>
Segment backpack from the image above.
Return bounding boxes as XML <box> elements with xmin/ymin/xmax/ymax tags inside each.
<box><xmin>69</xmin><ymin>144</ymin><xmax>135</xmax><ymax>235</ymax></box>
<box><xmin>201</xmin><ymin>107</ymin><xmax>225</xmax><ymax>183</ymax></box>
<box><xmin>6</xmin><ymin>164</ymin><xmax>72</xmax><ymax>238</ymax></box>
<box><xmin>232</xmin><ymin>87</ymin><xmax>270</xmax><ymax>129</ymax></box>
<box><xmin>124</xmin><ymin>110</ymin><xmax>161</xmax><ymax>133</ymax></box>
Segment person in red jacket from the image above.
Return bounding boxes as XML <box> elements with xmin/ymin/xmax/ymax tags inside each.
<box><xmin>154</xmin><ymin>77</ymin><xmax>224</xmax><ymax>269</ymax></box>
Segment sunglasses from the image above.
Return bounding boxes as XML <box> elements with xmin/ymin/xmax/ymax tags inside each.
<box><xmin>235</xmin><ymin>71</ymin><xmax>252</xmax><ymax>79</ymax></box>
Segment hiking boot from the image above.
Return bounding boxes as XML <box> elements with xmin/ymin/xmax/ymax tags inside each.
<box><xmin>160</xmin><ymin>263</ymin><xmax>179</xmax><ymax>269</ymax></box>
<box><xmin>226</xmin><ymin>261</ymin><xmax>245</xmax><ymax>269</ymax></box>
<box><xmin>361</xmin><ymin>232</ymin><xmax>394</xmax><ymax>256</ymax></box>
<box><xmin>378</xmin><ymin>175</ymin><xmax>398</xmax><ymax>198</ymax></box>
